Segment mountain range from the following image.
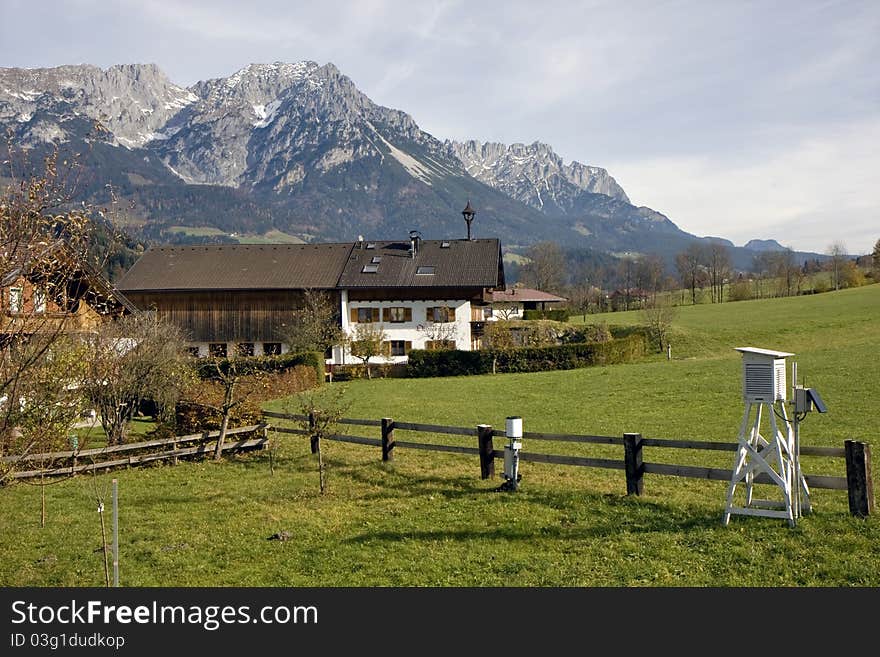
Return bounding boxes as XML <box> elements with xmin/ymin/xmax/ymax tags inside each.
<box><xmin>0</xmin><ymin>61</ymin><xmax>821</xmax><ymax>273</ymax></box>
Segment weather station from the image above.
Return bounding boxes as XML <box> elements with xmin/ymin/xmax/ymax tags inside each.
<box><xmin>723</xmin><ymin>348</ymin><xmax>827</xmax><ymax>527</ymax></box>
<box><xmin>499</xmin><ymin>416</ymin><xmax>523</xmax><ymax>491</ymax></box>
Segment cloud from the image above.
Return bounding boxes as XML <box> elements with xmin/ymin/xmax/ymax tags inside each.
<box><xmin>608</xmin><ymin>117</ymin><xmax>880</xmax><ymax>254</ymax></box>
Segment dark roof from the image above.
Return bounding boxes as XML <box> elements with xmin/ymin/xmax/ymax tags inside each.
<box><xmin>117</xmin><ymin>244</ymin><xmax>355</xmax><ymax>292</ymax></box>
<box><xmin>490</xmin><ymin>287</ymin><xmax>567</xmax><ymax>303</ymax></box>
<box><xmin>337</xmin><ymin>238</ymin><xmax>502</xmax><ymax>288</ymax></box>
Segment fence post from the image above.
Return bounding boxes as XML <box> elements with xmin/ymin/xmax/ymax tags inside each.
<box><xmin>477</xmin><ymin>424</ymin><xmax>494</xmax><ymax>479</ymax></box>
<box><xmin>171</xmin><ymin>439</ymin><xmax>178</xmax><ymax>465</ymax></box>
<box><xmin>309</xmin><ymin>412</ymin><xmax>318</xmax><ymax>454</ymax></box>
<box><xmin>845</xmin><ymin>440</ymin><xmax>874</xmax><ymax>517</ymax></box>
<box><xmin>381</xmin><ymin>418</ymin><xmax>395</xmax><ymax>462</ymax></box>
<box><xmin>624</xmin><ymin>432</ymin><xmax>644</xmax><ymax>496</ymax></box>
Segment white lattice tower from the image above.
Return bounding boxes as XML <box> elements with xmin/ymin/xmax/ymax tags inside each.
<box><xmin>723</xmin><ymin>348</ymin><xmax>799</xmax><ymax>527</ymax></box>
<box><xmin>722</xmin><ymin>399</ymin><xmax>796</xmax><ymax>526</ymax></box>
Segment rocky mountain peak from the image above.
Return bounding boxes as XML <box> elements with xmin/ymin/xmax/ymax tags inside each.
<box><xmin>447</xmin><ymin>139</ymin><xmax>630</xmax><ymax>214</ymax></box>
<box><xmin>0</xmin><ymin>62</ymin><xmax>196</xmax><ymax>147</ymax></box>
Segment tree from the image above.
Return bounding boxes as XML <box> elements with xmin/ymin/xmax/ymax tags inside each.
<box><xmin>290</xmin><ymin>385</ymin><xmax>349</xmax><ymax>494</ymax></box>
<box><xmin>641</xmin><ymin>298</ymin><xmax>677</xmax><ymax>353</ymax></box>
<box><xmin>483</xmin><ymin>321</ymin><xmax>517</xmax><ymax>375</ymax></box>
<box><xmin>617</xmin><ymin>255</ymin><xmax>637</xmax><ymax>310</ymax></box>
<box><xmin>519</xmin><ymin>242</ymin><xmax>567</xmax><ymax>293</ymax></box>
<box><xmin>275</xmin><ymin>289</ymin><xmax>343</xmax><ymax>355</ymax></box>
<box><xmin>348</xmin><ymin>323</ymin><xmax>389</xmax><ymax>379</ymax></box>
<box><xmin>675</xmin><ymin>243</ymin><xmax>706</xmax><ymax>305</ymax></box>
<box><xmin>637</xmin><ymin>254</ymin><xmax>666</xmax><ymax>303</ymax></box>
<box><xmin>826</xmin><ymin>241</ymin><xmax>847</xmax><ymax>291</ymax></box>
<box><xmin>873</xmin><ymin>238</ymin><xmax>880</xmax><ymax>280</ymax></box>
<box><xmin>80</xmin><ymin>313</ymin><xmax>192</xmax><ymax>446</ymax></box>
<box><xmin>1</xmin><ymin>145</ymin><xmax>119</xmax><ymax>479</ymax></box>
<box><xmin>840</xmin><ymin>260</ymin><xmax>866</xmax><ymax>289</ymax></box>
<box><xmin>706</xmin><ymin>241</ymin><xmax>732</xmax><ymax>303</ymax></box>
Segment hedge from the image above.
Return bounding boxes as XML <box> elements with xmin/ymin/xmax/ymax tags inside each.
<box><xmin>196</xmin><ymin>350</ymin><xmax>325</xmax><ymax>384</ymax></box>
<box><xmin>522</xmin><ymin>309</ymin><xmax>570</xmax><ymax>321</ymax></box>
<box><xmin>407</xmin><ymin>333</ymin><xmax>647</xmax><ymax>378</ymax></box>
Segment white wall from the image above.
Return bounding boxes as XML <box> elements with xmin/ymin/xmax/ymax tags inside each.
<box><xmin>340</xmin><ymin>298</ymin><xmax>472</xmax><ymax>364</ymax></box>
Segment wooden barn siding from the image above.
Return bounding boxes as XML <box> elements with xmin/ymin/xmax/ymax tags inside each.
<box><xmin>125</xmin><ymin>290</ymin><xmax>336</xmax><ymax>343</ymax></box>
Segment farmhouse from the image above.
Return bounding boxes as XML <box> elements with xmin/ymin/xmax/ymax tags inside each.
<box><xmin>1</xmin><ymin>244</ymin><xmax>135</xmax><ymax>340</ymax></box>
<box><xmin>484</xmin><ymin>286</ymin><xmax>567</xmax><ymax>320</ymax></box>
<box><xmin>116</xmin><ymin>232</ymin><xmax>505</xmax><ymax>364</ymax></box>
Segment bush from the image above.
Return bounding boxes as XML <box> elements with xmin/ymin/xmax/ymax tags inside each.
<box><xmin>407</xmin><ymin>333</ymin><xmax>647</xmax><ymax>378</ymax></box>
<box><xmin>728</xmin><ymin>280</ymin><xmax>753</xmax><ymax>302</ymax></box>
<box><xmin>196</xmin><ymin>351</ymin><xmax>325</xmax><ymax>385</ymax></box>
<box><xmin>522</xmin><ymin>309</ymin><xmax>570</xmax><ymax>321</ymax></box>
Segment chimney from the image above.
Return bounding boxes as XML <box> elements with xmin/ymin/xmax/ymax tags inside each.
<box><xmin>462</xmin><ymin>200</ymin><xmax>476</xmax><ymax>240</ymax></box>
<box><xmin>409</xmin><ymin>230</ymin><xmax>421</xmax><ymax>258</ymax></box>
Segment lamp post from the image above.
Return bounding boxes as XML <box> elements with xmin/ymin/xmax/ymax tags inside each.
<box><xmin>462</xmin><ymin>200</ymin><xmax>475</xmax><ymax>240</ymax></box>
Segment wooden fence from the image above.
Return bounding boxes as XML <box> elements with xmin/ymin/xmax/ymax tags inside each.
<box><xmin>2</xmin><ymin>424</ymin><xmax>269</xmax><ymax>480</ymax></box>
<box><xmin>262</xmin><ymin>410</ymin><xmax>873</xmax><ymax>517</ymax></box>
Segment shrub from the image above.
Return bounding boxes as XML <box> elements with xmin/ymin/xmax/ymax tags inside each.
<box><xmin>407</xmin><ymin>333</ymin><xmax>647</xmax><ymax>378</ymax></box>
<box><xmin>728</xmin><ymin>280</ymin><xmax>753</xmax><ymax>302</ymax></box>
<box><xmin>196</xmin><ymin>351</ymin><xmax>325</xmax><ymax>385</ymax></box>
<box><xmin>522</xmin><ymin>309</ymin><xmax>570</xmax><ymax>321</ymax></box>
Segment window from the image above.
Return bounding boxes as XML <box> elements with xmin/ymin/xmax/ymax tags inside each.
<box><xmin>34</xmin><ymin>288</ymin><xmax>47</xmax><ymax>313</ymax></box>
<box><xmin>440</xmin><ymin>241</ymin><xmax>450</xmax><ymax>248</ymax></box>
<box><xmin>427</xmin><ymin>306</ymin><xmax>454</xmax><ymax>322</ymax></box>
<box><xmin>425</xmin><ymin>340</ymin><xmax>456</xmax><ymax>351</ymax></box>
<box><xmin>8</xmin><ymin>287</ymin><xmax>22</xmax><ymax>313</ymax></box>
<box><xmin>235</xmin><ymin>342</ymin><xmax>254</xmax><ymax>357</ymax></box>
<box><xmin>352</xmin><ymin>307</ymin><xmax>380</xmax><ymax>323</ymax></box>
<box><xmin>383</xmin><ymin>306</ymin><xmax>412</xmax><ymax>323</ymax></box>
<box><xmin>187</xmin><ymin>346</ymin><xmax>201</xmax><ymax>358</ymax></box>
<box><xmin>484</xmin><ymin>307</ymin><xmax>494</xmax><ymax>318</ymax></box>
<box><xmin>209</xmin><ymin>343</ymin><xmax>227</xmax><ymax>358</ymax></box>
<box><xmin>362</xmin><ymin>264</ymin><xmax>379</xmax><ymax>273</ymax></box>
<box><xmin>263</xmin><ymin>343</ymin><xmax>281</xmax><ymax>356</ymax></box>
<box><xmin>416</xmin><ymin>266</ymin><xmax>435</xmax><ymax>275</ymax></box>
<box><xmin>387</xmin><ymin>340</ymin><xmax>411</xmax><ymax>357</ymax></box>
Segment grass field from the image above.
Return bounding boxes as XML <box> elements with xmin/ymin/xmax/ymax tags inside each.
<box><xmin>1</xmin><ymin>285</ymin><xmax>877</xmax><ymax>586</ymax></box>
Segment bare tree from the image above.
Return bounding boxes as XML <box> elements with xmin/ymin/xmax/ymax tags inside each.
<box><xmin>80</xmin><ymin>313</ymin><xmax>192</xmax><ymax>446</ymax></box>
<box><xmin>706</xmin><ymin>241</ymin><xmax>733</xmax><ymax>303</ymax></box>
<box><xmin>826</xmin><ymin>241</ymin><xmax>847</xmax><ymax>291</ymax></box>
<box><xmin>1</xmin><ymin>145</ymin><xmax>121</xmax><ymax>479</ymax></box>
<box><xmin>291</xmin><ymin>385</ymin><xmax>349</xmax><ymax>494</ymax></box>
<box><xmin>417</xmin><ymin>318</ymin><xmax>459</xmax><ymax>349</ymax></box>
<box><xmin>275</xmin><ymin>288</ymin><xmax>343</xmax><ymax>355</ymax></box>
<box><xmin>637</xmin><ymin>254</ymin><xmax>666</xmax><ymax>303</ymax></box>
<box><xmin>675</xmin><ymin>243</ymin><xmax>706</xmax><ymax>305</ymax></box>
<box><xmin>641</xmin><ymin>298</ymin><xmax>678</xmax><ymax>353</ymax></box>
<box><xmin>348</xmin><ymin>323</ymin><xmax>389</xmax><ymax>379</ymax></box>
<box><xmin>519</xmin><ymin>242</ymin><xmax>567</xmax><ymax>293</ymax></box>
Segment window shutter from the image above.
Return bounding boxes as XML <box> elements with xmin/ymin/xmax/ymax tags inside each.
<box><xmin>372</xmin><ymin>308</ymin><xmax>380</xmax><ymax>322</ymax></box>
<box><xmin>404</xmin><ymin>307</ymin><xmax>412</xmax><ymax>322</ymax></box>
<box><xmin>405</xmin><ymin>341</ymin><xmax>412</xmax><ymax>354</ymax></box>
<box><xmin>446</xmin><ymin>306</ymin><xmax>455</xmax><ymax>321</ymax></box>
<box><xmin>426</xmin><ymin>307</ymin><xmax>434</xmax><ymax>322</ymax></box>
<box><xmin>383</xmin><ymin>308</ymin><xmax>390</xmax><ymax>322</ymax></box>
<box><xmin>350</xmin><ymin>308</ymin><xmax>358</xmax><ymax>323</ymax></box>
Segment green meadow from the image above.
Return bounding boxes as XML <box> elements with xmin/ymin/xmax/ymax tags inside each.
<box><xmin>1</xmin><ymin>285</ymin><xmax>877</xmax><ymax>586</ymax></box>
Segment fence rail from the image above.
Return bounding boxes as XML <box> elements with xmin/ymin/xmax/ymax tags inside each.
<box><xmin>5</xmin><ymin>425</ymin><xmax>269</xmax><ymax>480</ymax></box>
<box><xmin>263</xmin><ymin>411</ymin><xmax>871</xmax><ymax>516</ymax></box>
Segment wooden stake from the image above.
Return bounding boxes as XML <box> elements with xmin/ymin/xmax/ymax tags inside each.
<box><xmin>478</xmin><ymin>424</ymin><xmax>495</xmax><ymax>479</ymax></box>
<box><xmin>845</xmin><ymin>440</ymin><xmax>874</xmax><ymax>517</ymax></box>
<box><xmin>381</xmin><ymin>418</ymin><xmax>395</xmax><ymax>462</ymax></box>
<box><xmin>624</xmin><ymin>432</ymin><xmax>644</xmax><ymax>496</ymax></box>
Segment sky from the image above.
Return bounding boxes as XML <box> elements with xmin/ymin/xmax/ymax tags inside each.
<box><xmin>2</xmin><ymin>0</ymin><xmax>877</xmax><ymax>254</ymax></box>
